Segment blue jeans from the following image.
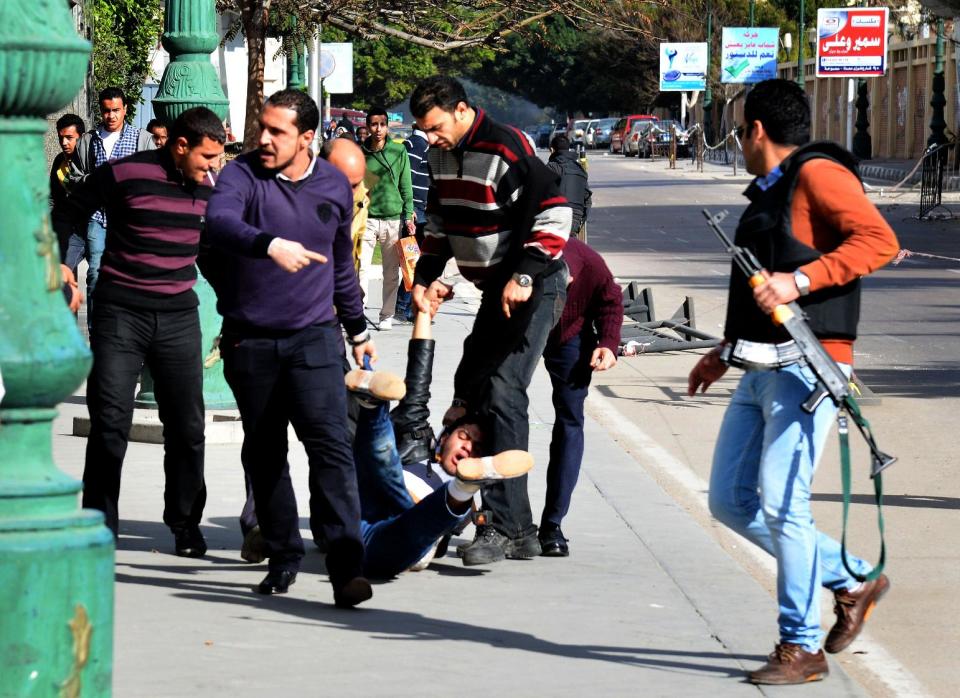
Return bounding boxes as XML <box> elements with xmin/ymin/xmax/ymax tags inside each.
<box><xmin>64</xmin><ymin>232</ymin><xmax>86</xmax><ymax>274</ymax></box>
<box><xmin>540</xmin><ymin>333</ymin><xmax>593</xmax><ymax>528</ymax></box>
<box><xmin>355</xmin><ymin>403</ymin><xmax>466</xmax><ymax>578</ymax></box>
<box><xmin>708</xmin><ymin>362</ymin><xmax>871</xmax><ymax>651</ymax></box>
<box><xmin>85</xmin><ymin>219</ymin><xmax>107</xmax><ymax>327</ymax></box>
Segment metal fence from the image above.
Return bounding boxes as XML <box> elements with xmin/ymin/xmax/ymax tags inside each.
<box><xmin>918</xmin><ymin>144</ymin><xmax>952</xmax><ymax>218</ymax></box>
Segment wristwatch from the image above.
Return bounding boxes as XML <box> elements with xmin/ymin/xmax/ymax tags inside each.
<box><xmin>512</xmin><ymin>273</ymin><xmax>533</xmax><ymax>288</ymax></box>
<box><xmin>793</xmin><ymin>270</ymin><xmax>811</xmax><ymax>296</ymax></box>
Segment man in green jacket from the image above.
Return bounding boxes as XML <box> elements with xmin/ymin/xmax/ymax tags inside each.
<box><xmin>360</xmin><ymin>106</ymin><xmax>415</xmax><ymax>331</ymax></box>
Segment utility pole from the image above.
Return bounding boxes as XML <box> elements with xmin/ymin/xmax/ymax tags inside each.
<box><xmin>749</xmin><ymin>0</ymin><xmax>755</xmax><ymax>28</ymax></box>
<box><xmin>704</xmin><ymin>0</ymin><xmax>713</xmax><ymax>143</ymax></box>
<box><xmin>797</xmin><ymin>0</ymin><xmax>806</xmax><ymax>88</ymax></box>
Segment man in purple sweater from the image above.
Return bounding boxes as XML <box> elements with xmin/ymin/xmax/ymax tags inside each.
<box><xmin>54</xmin><ymin>108</ymin><xmax>226</xmax><ymax>555</ymax></box>
<box><xmin>537</xmin><ymin>238</ymin><xmax>622</xmax><ymax>557</ymax></box>
<box><xmin>205</xmin><ymin>89</ymin><xmax>376</xmax><ymax>608</ymax></box>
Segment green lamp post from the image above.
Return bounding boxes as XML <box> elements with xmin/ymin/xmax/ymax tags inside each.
<box><xmin>152</xmin><ymin>0</ymin><xmax>235</xmax><ymax>409</ymax></box>
<box><xmin>0</xmin><ymin>1</ymin><xmax>114</xmax><ymax>695</ymax></box>
<box><xmin>286</xmin><ymin>16</ymin><xmax>307</xmax><ymax>90</ymax></box>
<box><xmin>928</xmin><ymin>18</ymin><xmax>947</xmax><ymax>153</ymax></box>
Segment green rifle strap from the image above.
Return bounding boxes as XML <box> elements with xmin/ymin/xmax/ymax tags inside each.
<box><xmin>838</xmin><ymin>412</ymin><xmax>886</xmax><ymax>582</ymax></box>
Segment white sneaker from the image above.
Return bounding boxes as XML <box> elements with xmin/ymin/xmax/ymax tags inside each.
<box><xmin>378</xmin><ymin>317</ymin><xmax>392</xmax><ymax>331</ymax></box>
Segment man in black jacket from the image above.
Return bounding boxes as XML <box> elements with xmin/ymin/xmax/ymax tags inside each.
<box><xmin>547</xmin><ymin>135</ymin><xmax>591</xmax><ymax>239</ymax></box>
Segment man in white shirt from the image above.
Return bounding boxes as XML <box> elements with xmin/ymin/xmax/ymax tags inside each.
<box><xmin>69</xmin><ymin>87</ymin><xmax>155</xmax><ymax>327</ymax></box>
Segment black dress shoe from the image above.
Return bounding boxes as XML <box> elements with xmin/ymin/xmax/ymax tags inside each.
<box><xmin>539</xmin><ymin>525</ymin><xmax>569</xmax><ymax>557</ymax></box>
<box><xmin>173</xmin><ymin>526</ymin><xmax>207</xmax><ymax>558</ymax></box>
<box><xmin>257</xmin><ymin>569</ymin><xmax>297</xmax><ymax>595</ymax></box>
<box><xmin>333</xmin><ymin>576</ymin><xmax>373</xmax><ymax>608</ymax></box>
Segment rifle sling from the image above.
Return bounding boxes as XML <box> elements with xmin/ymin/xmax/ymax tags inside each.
<box><xmin>837</xmin><ymin>404</ymin><xmax>886</xmax><ymax>582</ymax></box>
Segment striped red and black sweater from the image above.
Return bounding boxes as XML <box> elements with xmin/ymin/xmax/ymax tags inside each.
<box><xmin>412</xmin><ymin>108</ymin><xmax>572</xmax><ymax>289</ymax></box>
<box><xmin>55</xmin><ymin>149</ymin><xmax>210</xmax><ymax>310</ymax></box>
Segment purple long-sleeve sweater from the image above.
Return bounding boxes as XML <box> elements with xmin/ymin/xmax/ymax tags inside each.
<box><xmin>204</xmin><ymin>152</ymin><xmax>366</xmax><ymax>336</ymax></box>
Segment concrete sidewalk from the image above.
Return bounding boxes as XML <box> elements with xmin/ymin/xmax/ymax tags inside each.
<box><xmin>52</xmin><ymin>279</ymin><xmax>873</xmax><ymax>697</ymax></box>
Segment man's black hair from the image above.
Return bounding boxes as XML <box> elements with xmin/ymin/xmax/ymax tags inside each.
<box><xmin>443</xmin><ymin>411</ymin><xmax>492</xmax><ymax>457</ymax></box>
<box><xmin>167</xmin><ymin>107</ymin><xmax>226</xmax><ymax>148</ymax></box>
<box><xmin>744</xmin><ymin>79</ymin><xmax>811</xmax><ymax>146</ymax></box>
<box><xmin>409</xmin><ymin>76</ymin><xmax>469</xmax><ymax>119</ymax></box>
<box><xmin>98</xmin><ymin>87</ymin><xmax>127</xmax><ymax>106</ymax></box>
<box><xmin>146</xmin><ymin>118</ymin><xmax>166</xmax><ymax>133</ymax></box>
<box><xmin>264</xmin><ymin>88</ymin><xmax>320</xmax><ymax>134</ymax></box>
<box><xmin>366</xmin><ymin>106</ymin><xmax>388</xmax><ymax>126</ymax></box>
<box><xmin>550</xmin><ymin>134</ymin><xmax>570</xmax><ymax>152</ymax></box>
<box><xmin>56</xmin><ymin>113</ymin><xmax>85</xmax><ymax>134</ymax></box>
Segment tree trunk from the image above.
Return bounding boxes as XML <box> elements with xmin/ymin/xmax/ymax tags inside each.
<box><xmin>240</xmin><ymin>1</ymin><xmax>269</xmax><ymax>150</ymax></box>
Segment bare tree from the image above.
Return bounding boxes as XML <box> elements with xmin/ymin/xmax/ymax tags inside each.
<box><xmin>216</xmin><ymin>1</ymin><xmax>665</xmax><ymax>147</ymax></box>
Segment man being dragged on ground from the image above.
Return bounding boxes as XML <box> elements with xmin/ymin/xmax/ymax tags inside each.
<box><xmin>246</xmin><ymin>301</ymin><xmax>532</xmax><ymax>581</ymax></box>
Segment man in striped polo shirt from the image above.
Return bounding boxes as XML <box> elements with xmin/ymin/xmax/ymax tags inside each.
<box><xmin>410</xmin><ymin>76</ymin><xmax>572</xmax><ymax>566</ymax></box>
<box><xmin>55</xmin><ymin>108</ymin><xmax>225</xmax><ymax>556</ymax></box>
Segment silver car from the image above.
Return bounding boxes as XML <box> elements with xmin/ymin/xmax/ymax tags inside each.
<box><xmin>583</xmin><ymin>119</ymin><xmax>599</xmax><ymax>148</ymax></box>
<box><xmin>591</xmin><ymin>117</ymin><xmax>618</xmax><ymax>148</ymax></box>
<box><xmin>570</xmin><ymin>119</ymin><xmax>590</xmax><ymax>147</ymax></box>
<box><xmin>623</xmin><ymin>119</ymin><xmax>657</xmax><ymax>157</ymax></box>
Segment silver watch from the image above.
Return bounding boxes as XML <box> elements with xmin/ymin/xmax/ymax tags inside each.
<box><xmin>794</xmin><ymin>270</ymin><xmax>811</xmax><ymax>296</ymax></box>
<box><xmin>512</xmin><ymin>273</ymin><xmax>533</xmax><ymax>288</ymax></box>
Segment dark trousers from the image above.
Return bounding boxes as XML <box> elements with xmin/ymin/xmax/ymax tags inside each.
<box><xmin>221</xmin><ymin>322</ymin><xmax>364</xmax><ymax>586</ymax></box>
<box><xmin>540</xmin><ymin>333</ymin><xmax>593</xmax><ymax>528</ymax></box>
<box><xmin>83</xmin><ymin>302</ymin><xmax>206</xmax><ymax>536</ymax></box>
<box><xmin>455</xmin><ymin>264</ymin><xmax>568</xmax><ymax>538</ymax></box>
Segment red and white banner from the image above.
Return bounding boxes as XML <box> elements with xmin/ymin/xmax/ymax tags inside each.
<box><xmin>816</xmin><ymin>8</ymin><xmax>889</xmax><ymax>77</ymax></box>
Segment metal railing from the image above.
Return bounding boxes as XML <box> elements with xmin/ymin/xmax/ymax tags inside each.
<box><xmin>918</xmin><ymin>143</ymin><xmax>952</xmax><ymax>218</ymax></box>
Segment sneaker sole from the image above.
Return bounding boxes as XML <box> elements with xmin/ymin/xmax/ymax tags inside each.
<box><xmin>456</xmin><ymin>450</ymin><xmax>534</xmax><ymax>482</ymax></box>
<box><xmin>462</xmin><ymin>548</ymin><xmax>506</xmax><ymax>566</ymax></box>
<box><xmin>345</xmin><ymin>369</ymin><xmax>406</xmax><ymax>401</ymax></box>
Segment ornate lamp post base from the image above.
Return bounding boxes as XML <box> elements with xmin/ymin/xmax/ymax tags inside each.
<box><xmin>0</xmin><ymin>1</ymin><xmax>114</xmax><ymax>694</ymax></box>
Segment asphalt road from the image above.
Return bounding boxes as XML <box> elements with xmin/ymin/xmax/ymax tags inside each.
<box><xmin>577</xmin><ymin>149</ymin><xmax>960</xmax><ymax>697</ymax></box>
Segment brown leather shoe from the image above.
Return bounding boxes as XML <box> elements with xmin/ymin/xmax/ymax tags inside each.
<box><xmin>748</xmin><ymin>643</ymin><xmax>829</xmax><ymax>685</ymax></box>
<box><xmin>825</xmin><ymin>573</ymin><xmax>890</xmax><ymax>653</ymax></box>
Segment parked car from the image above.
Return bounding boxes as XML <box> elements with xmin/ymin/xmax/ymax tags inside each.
<box><xmin>610</xmin><ymin>114</ymin><xmax>658</xmax><ymax>154</ymax></box>
<box><xmin>535</xmin><ymin>123</ymin><xmax>554</xmax><ymax>148</ymax></box>
<box><xmin>583</xmin><ymin>119</ymin><xmax>599</xmax><ymax>148</ymax></box>
<box><xmin>623</xmin><ymin>118</ymin><xmax>658</xmax><ymax>157</ymax></box>
<box><xmin>639</xmin><ymin>119</ymin><xmax>690</xmax><ymax>158</ymax></box>
<box><xmin>570</xmin><ymin>119</ymin><xmax>590</xmax><ymax>148</ymax></box>
<box><xmin>591</xmin><ymin>117</ymin><xmax>618</xmax><ymax>149</ymax></box>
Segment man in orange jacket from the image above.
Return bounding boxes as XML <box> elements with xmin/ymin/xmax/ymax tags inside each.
<box><xmin>688</xmin><ymin>79</ymin><xmax>899</xmax><ymax>686</ymax></box>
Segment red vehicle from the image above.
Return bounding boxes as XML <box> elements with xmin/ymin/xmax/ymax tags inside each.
<box><xmin>328</xmin><ymin>107</ymin><xmax>366</xmax><ymax>129</ymax></box>
<box><xmin>609</xmin><ymin>114</ymin><xmax>658</xmax><ymax>154</ymax></box>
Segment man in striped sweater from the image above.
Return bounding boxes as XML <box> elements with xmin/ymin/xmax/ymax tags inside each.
<box><xmin>54</xmin><ymin>108</ymin><xmax>226</xmax><ymax>556</ymax></box>
<box><xmin>410</xmin><ymin>76</ymin><xmax>572</xmax><ymax>566</ymax></box>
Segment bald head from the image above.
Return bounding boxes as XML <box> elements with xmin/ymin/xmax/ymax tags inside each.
<box><xmin>322</xmin><ymin>137</ymin><xmax>365</xmax><ymax>189</ymax></box>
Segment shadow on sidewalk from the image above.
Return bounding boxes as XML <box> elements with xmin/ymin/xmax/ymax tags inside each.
<box><xmin>112</xmin><ymin>565</ymin><xmax>766</xmax><ymax>678</ymax></box>
<box><xmin>812</xmin><ymin>493</ymin><xmax>960</xmax><ymax>510</ymax></box>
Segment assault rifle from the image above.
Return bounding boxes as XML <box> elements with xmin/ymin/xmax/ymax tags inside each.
<box><xmin>703</xmin><ymin>208</ymin><xmax>891</xmax><ymax>581</ymax></box>
<box><xmin>702</xmin><ymin>209</ymin><xmax>894</xmax><ymax>477</ymax></box>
